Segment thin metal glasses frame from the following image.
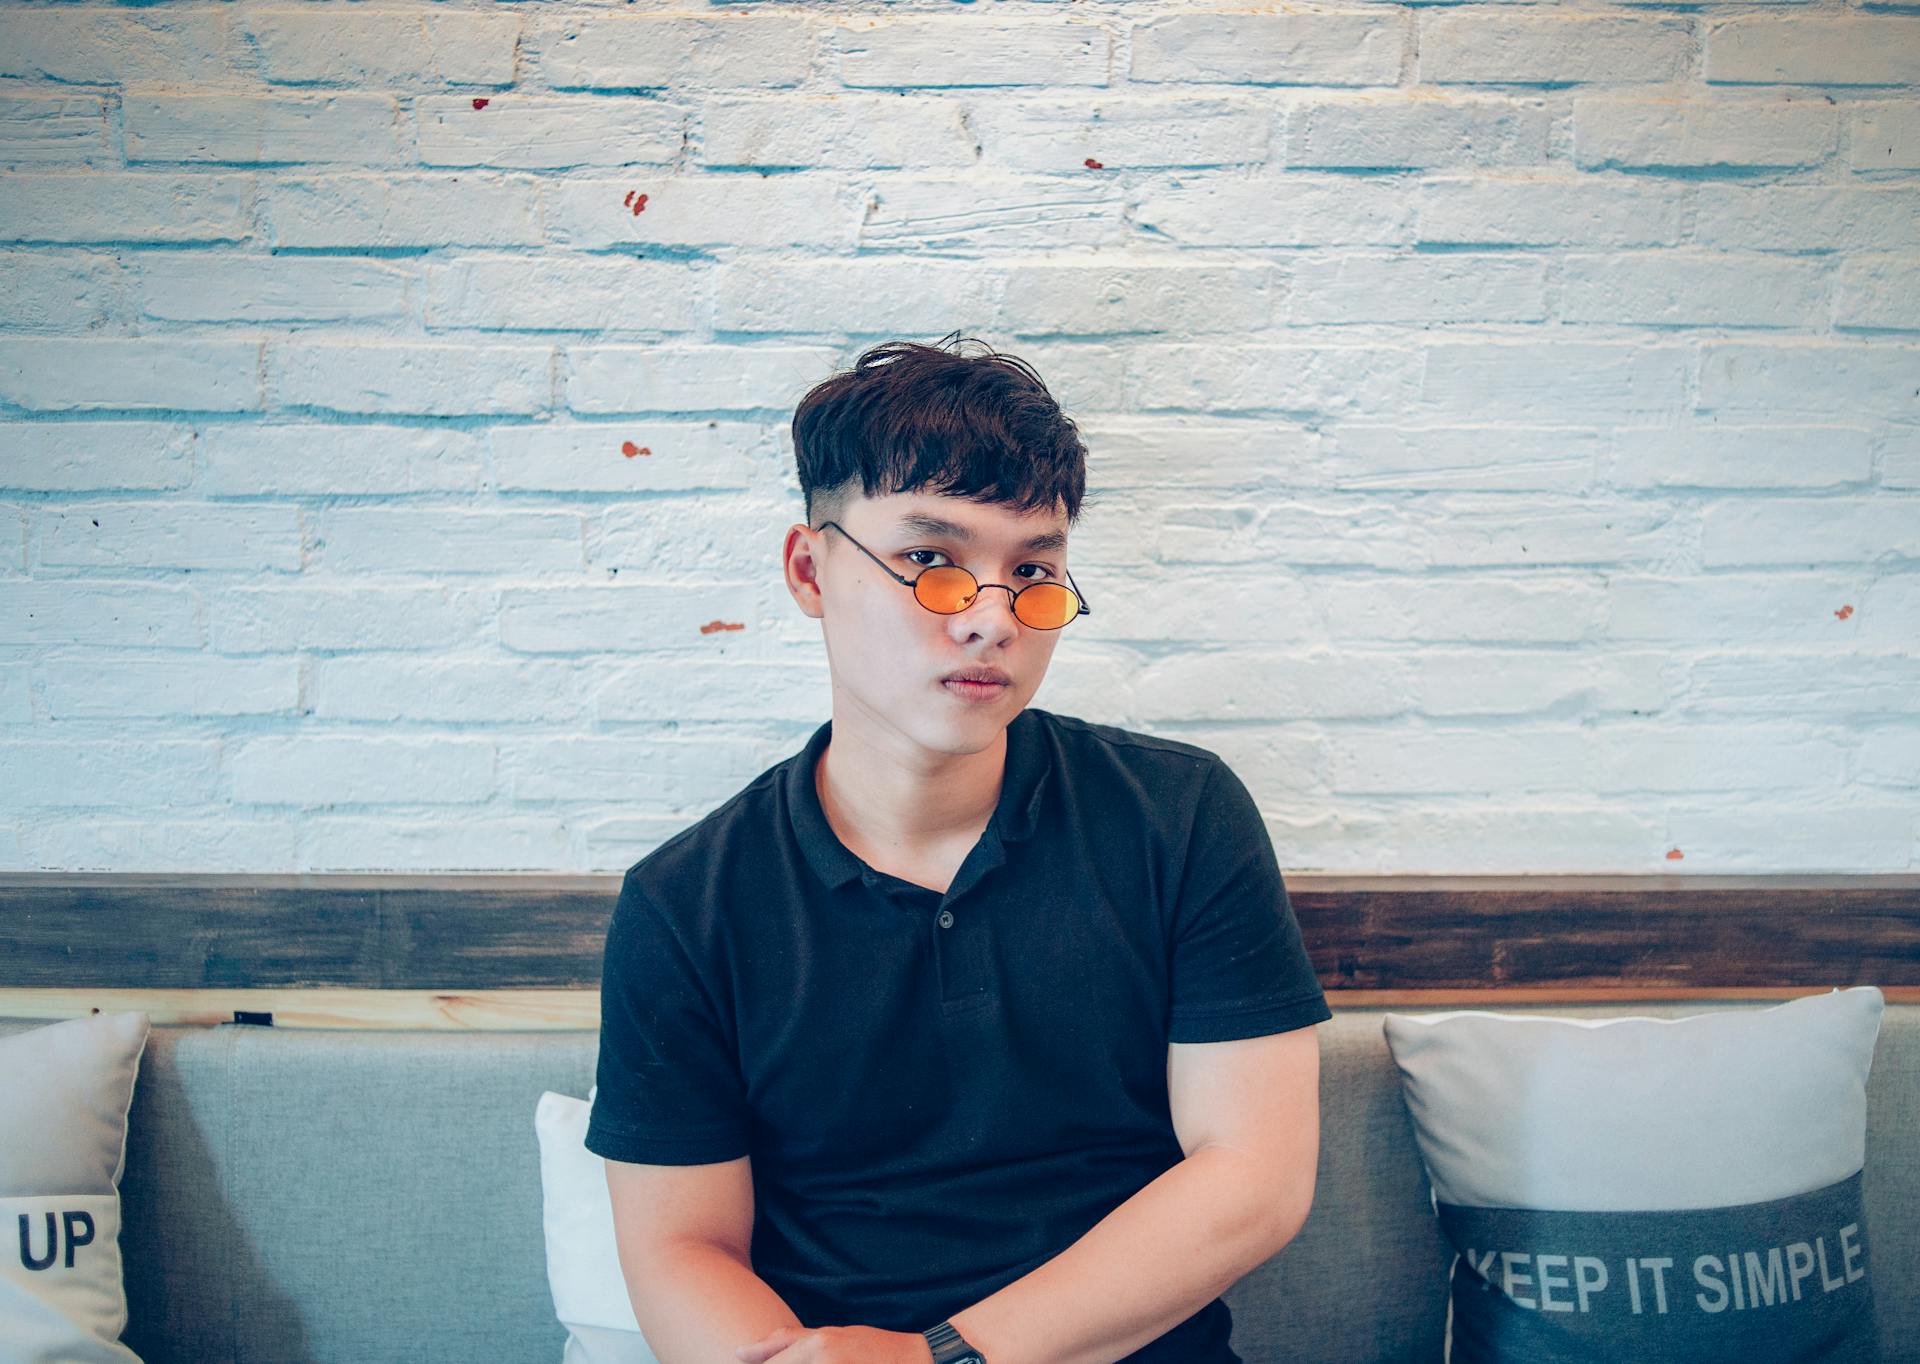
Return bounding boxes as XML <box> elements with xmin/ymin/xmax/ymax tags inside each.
<box><xmin>814</xmin><ymin>519</ymin><xmax>1092</xmax><ymax>628</ymax></box>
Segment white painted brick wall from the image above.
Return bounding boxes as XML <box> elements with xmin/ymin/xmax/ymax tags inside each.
<box><xmin>0</xmin><ymin>0</ymin><xmax>1914</xmax><ymax>875</ymax></box>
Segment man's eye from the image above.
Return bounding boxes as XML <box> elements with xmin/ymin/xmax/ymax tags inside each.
<box><xmin>904</xmin><ymin>549</ymin><xmax>948</xmax><ymax>568</ymax></box>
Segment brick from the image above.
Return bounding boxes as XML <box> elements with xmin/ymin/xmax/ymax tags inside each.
<box><xmin>540</xmin><ymin>15</ymin><xmax>809</xmax><ymax>89</ymax></box>
<box><xmin>1320</xmin><ymin>426</ymin><xmax>1602</xmax><ymax>492</ymax></box>
<box><xmin>32</xmin><ymin>819</ymin><xmax>295</xmax><ymax>871</ymax></box>
<box><xmin>124</xmin><ymin>92</ymin><xmax>405</xmax><ymax>165</ymax></box>
<box><xmin>1157</xmin><ymin>493</ymin><xmax>1671</xmax><ymax>569</ymax></box>
<box><xmin>1559</xmin><ymin>253</ymin><xmax>1827</xmax><ymax>328</ymax></box>
<box><xmin>1126</xmin><ymin>343</ymin><xmax>1421</xmax><ymax>416</ymax></box>
<box><xmin>714</xmin><ymin>258</ymin><xmax>999</xmax><ymax>333</ymax></box>
<box><xmin>587</xmin><ymin>659</ymin><xmax>829</xmax><ymax>725</ymax></box>
<box><xmin>1314</xmin><ymin>574</ymin><xmax>1604</xmax><ymax>643</ymax></box>
<box><xmin>505</xmin><ymin>731</ymin><xmax>778</xmax><ymax>806</ymax></box>
<box><xmin>835</xmin><ymin>18</ymin><xmax>1110</xmax><ymax>88</ymax></box>
<box><xmin>208</xmin><ymin>584</ymin><xmax>490</xmax><ymax>652</ymax></box>
<box><xmin>996</xmin><ymin>263</ymin><xmax>1278</xmax><ymax>334</ymax></box>
<box><xmin>1664</xmin><ymin>802</ymin><xmax>1915</xmax><ymax>868</ymax></box>
<box><xmin>1884</xmin><ymin>430</ymin><xmax>1920</xmax><ymax>489</ymax></box>
<box><xmin>1288</xmin><ymin>254</ymin><xmax>1546</xmax><ymax>325</ymax></box>
<box><xmin>0</xmin><ymin>252</ymin><xmax>122</xmax><ymax>331</ymax></box>
<box><xmin>1835</xmin><ymin>257</ymin><xmax>1920</xmax><ymax>331</ymax></box>
<box><xmin>1573</xmin><ymin>96</ymin><xmax>1836</xmax><ymax>169</ymax></box>
<box><xmin>0</xmin><ymin>9</ymin><xmax>232</xmax><ymax>84</ymax></box>
<box><xmin>44</xmin><ymin>657</ymin><xmax>297</xmax><ymax>719</ymax></box>
<box><xmin>0</xmin><ymin>421</ymin><xmax>193</xmax><ymax>492</ymax></box>
<box><xmin>243</xmin><ymin>9</ymin><xmax>522</xmax><ymax>86</ymax></box>
<box><xmin>267</xmin><ymin>340</ymin><xmax>550</xmax><ymax>416</ymax></box>
<box><xmin>1423</xmin><ymin>343</ymin><xmax>1689</xmax><ymax>419</ymax></box>
<box><xmin>1421</xmin><ymin>14</ymin><xmax>1692</xmax><ymax>85</ymax></box>
<box><xmin>1418</xmin><ymin>175</ymin><xmax>1685</xmax><ymax>247</ymax></box>
<box><xmin>304</xmin><ymin>818</ymin><xmax>570</xmax><ymax>872</ymax></box>
<box><xmin>1074</xmin><ymin>417</ymin><xmax>1317</xmax><ymax>491</ymax></box>
<box><xmin>1131</xmin><ymin>13</ymin><xmax>1400</xmax><ymax>85</ymax></box>
<box><xmin>0</xmin><ymin>580</ymin><xmax>201</xmax><ymax>645</ymax></box>
<box><xmin>0</xmin><ymin>740</ymin><xmax>221</xmax><ymax>808</ymax></box>
<box><xmin>0</xmin><ymin>338</ymin><xmax>261</xmax><ymax>412</ymax></box>
<box><xmin>1698</xmin><ymin>343</ymin><xmax>1920</xmax><ymax>417</ymax></box>
<box><xmin>416</xmin><ymin>95</ymin><xmax>680</xmax><ymax>170</ymax></box>
<box><xmin>0</xmin><ymin>173</ymin><xmax>254</xmax><ymax>245</ymax></box>
<box><xmin>1692</xmin><ymin>186</ymin><xmax>1920</xmax><ymax>252</ymax></box>
<box><xmin>1700</xmin><ymin>496</ymin><xmax>1920</xmax><ymax>565</ymax></box>
<box><xmin>700</xmin><ymin>95</ymin><xmax>974</xmax><ymax>169</ymax></box>
<box><xmin>138</xmin><ymin>254</ymin><xmax>413</xmax><ymax>323</ymax></box>
<box><xmin>1857</xmin><ymin>727</ymin><xmax>1920</xmax><ymax>784</ymax></box>
<box><xmin>564</xmin><ymin>344</ymin><xmax>837</xmax><ymax>414</ymax></box>
<box><xmin>262</xmin><ymin>174</ymin><xmax>540</xmax><ymax>248</ymax></box>
<box><xmin>971</xmin><ymin>95</ymin><xmax>1272</xmax><ymax>172</ymax></box>
<box><xmin>313</xmin><ymin>507</ymin><xmax>583</xmax><ymax>575</ymax></box>
<box><xmin>40</xmin><ymin>502</ymin><xmax>300</xmax><ymax>571</ymax></box>
<box><xmin>230</xmin><ymin>735</ymin><xmax>494</xmax><ymax>806</ymax></box>
<box><xmin>195</xmin><ymin>425</ymin><xmax>484</xmax><ymax>496</ymax></box>
<box><xmin>1605</xmin><ymin>572</ymin><xmax>1883</xmax><ymax>644</ymax></box>
<box><xmin>545</xmin><ymin>176</ymin><xmax>853</xmax><ymax>249</ymax></box>
<box><xmin>1134</xmin><ymin>174</ymin><xmax>1412</xmax><ymax>246</ymax></box>
<box><xmin>0</xmin><ymin>667</ymin><xmax>29</xmax><ymax>724</ymax></box>
<box><xmin>498</xmin><ymin>582</ymin><xmax>762</xmax><ymax>654</ymax></box>
<box><xmin>1133</xmin><ymin>649</ymin><xmax>1409</xmax><ymax>721</ymax></box>
<box><xmin>594</xmin><ymin>496</ymin><xmax>794</xmax><ymax>579</ymax></box>
<box><xmin>490</xmin><ymin>423</ymin><xmax>760</xmax><ymax>491</ymax></box>
<box><xmin>0</xmin><ymin>94</ymin><xmax>109</xmax><ymax>163</ymax></box>
<box><xmin>1706</xmin><ymin>17</ymin><xmax>1920</xmax><ymax>86</ymax></box>
<box><xmin>425</xmin><ymin>255</ymin><xmax>705</xmax><ymax>332</ymax></box>
<box><xmin>310</xmin><ymin>656</ymin><xmax>584</xmax><ymax>723</ymax></box>
<box><xmin>1414</xmin><ymin>650</ymin><xmax>1670</xmax><ymax>717</ymax></box>
<box><xmin>1852</xmin><ymin>103</ymin><xmax>1920</xmax><ymax>171</ymax></box>
<box><xmin>859</xmin><ymin>176</ymin><xmax>1126</xmax><ymax>251</ymax></box>
<box><xmin>1605</xmin><ymin>426</ymin><xmax>1874</xmax><ymax>489</ymax></box>
<box><xmin>1289</xmin><ymin>96</ymin><xmax>1551</xmax><ymax>168</ymax></box>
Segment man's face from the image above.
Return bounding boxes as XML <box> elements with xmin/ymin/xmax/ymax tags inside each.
<box><xmin>793</xmin><ymin>490</ymin><xmax>1073</xmax><ymax>755</ymax></box>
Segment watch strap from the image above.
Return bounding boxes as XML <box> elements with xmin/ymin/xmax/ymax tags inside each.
<box><xmin>921</xmin><ymin>1318</ymin><xmax>986</xmax><ymax>1364</ymax></box>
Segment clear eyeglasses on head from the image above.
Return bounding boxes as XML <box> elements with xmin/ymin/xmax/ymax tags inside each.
<box><xmin>815</xmin><ymin>520</ymin><xmax>1091</xmax><ymax>630</ymax></box>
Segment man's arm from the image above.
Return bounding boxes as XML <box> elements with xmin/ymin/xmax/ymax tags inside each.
<box><xmin>943</xmin><ymin>1026</ymin><xmax>1321</xmax><ymax>1364</ymax></box>
<box><xmin>605</xmin><ymin>1153</ymin><xmax>807</xmax><ymax>1364</ymax></box>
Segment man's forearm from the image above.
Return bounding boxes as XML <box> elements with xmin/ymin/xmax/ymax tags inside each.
<box><xmin>625</xmin><ymin>1241</ymin><xmax>806</xmax><ymax>1364</ymax></box>
<box><xmin>945</xmin><ymin>1146</ymin><xmax>1305</xmax><ymax>1364</ymax></box>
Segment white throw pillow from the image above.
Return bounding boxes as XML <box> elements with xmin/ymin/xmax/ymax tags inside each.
<box><xmin>1382</xmin><ymin>987</ymin><xmax>1885</xmax><ymax>1364</ymax></box>
<box><xmin>0</xmin><ymin>1010</ymin><xmax>151</xmax><ymax>1364</ymax></box>
<box><xmin>536</xmin><ymin>1086</ymin><xmax>663</xmax><ymax>1364</ymax></box>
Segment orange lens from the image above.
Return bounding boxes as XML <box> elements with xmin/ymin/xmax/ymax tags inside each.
<box><xmin>914</xmin><ymin>567</ymin><xmax>978</xmax><ymax>613</ymax></box>
<box><xmin>1013</xmin><ymin>583</ymin><xmax>1078</xmax><ymax>630</ymax></box>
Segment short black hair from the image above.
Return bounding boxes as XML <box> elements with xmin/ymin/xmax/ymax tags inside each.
<box><xmin>792</xmin><ymin>331</ymin><xmax>1094</xmax><ymax>531</ymax></box>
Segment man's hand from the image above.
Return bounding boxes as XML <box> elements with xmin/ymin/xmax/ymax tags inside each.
<box><xmin>733</xmin><ymin>1324</ymin><xmax>934</xmax><ymax>1364</ymax></box>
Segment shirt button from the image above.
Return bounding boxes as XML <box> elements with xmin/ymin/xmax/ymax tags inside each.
<box><xmin>937</xmin><ymin>910</ymin><xmax>955</xmax><ymax>929</ymax></box>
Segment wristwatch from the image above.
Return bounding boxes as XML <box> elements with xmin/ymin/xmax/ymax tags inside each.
<box><xmin>921</xmin><ymin>1318</ymin><xmax>987</xmax><ymax>1364</ymax></box>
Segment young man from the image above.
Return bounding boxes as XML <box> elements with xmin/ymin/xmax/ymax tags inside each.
<box><xmin>585</xmin><ymin>336</ymin><xmax>1328</xmax><ymax>1364</ymax></box>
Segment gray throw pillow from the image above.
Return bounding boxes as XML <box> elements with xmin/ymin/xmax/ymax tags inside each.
<box><xmin>1383</xmin><ymin>988</ymin><xmax>1884</xmax><ymax>1364</ymax></box>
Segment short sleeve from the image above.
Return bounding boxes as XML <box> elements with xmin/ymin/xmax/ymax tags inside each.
<box><xmin>584</xmin><ymin>872</ymin><xmax>753</xmax><ymax>1165</ymax></box>
<box><xmin>1166</xmin><ymin>759</ymin><xmax>1331</xmax><ymax>1044</ymax></box>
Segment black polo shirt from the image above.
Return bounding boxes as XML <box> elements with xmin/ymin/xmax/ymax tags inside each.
<box><xmin>585</xmin><ymin>705</ymin><xmax>1329</xmax><ymax>1363</ymax></box>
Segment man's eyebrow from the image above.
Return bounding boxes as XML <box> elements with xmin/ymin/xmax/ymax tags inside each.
<box><xmin>893</xmin><ymin>513</ymin><xmax>1067</xmax><ymax>554</ymax></box>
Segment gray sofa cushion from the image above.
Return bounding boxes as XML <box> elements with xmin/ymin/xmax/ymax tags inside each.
<box><xmin>1</xmin><ymin>1004</ymin><xmax>1911</xmax><ymax>1364</ymax></box>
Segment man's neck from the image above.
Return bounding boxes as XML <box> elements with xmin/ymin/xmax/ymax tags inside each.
<box><xmin>814</xmin><ymin>715</ymin><xmax>1007</xmax><ymax>877</ymax></box>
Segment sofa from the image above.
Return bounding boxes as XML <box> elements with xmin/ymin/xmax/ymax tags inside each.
<box><xmin>5</xmin><ymin>1001</ymin><xmax>1914</xmax><ymax>1364</ymax></box>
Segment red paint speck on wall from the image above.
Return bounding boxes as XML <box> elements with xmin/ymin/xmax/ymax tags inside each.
<box><xmin>620</xmin><ymin>441</ymin><xmax>651</xmax><ymax>458</ymax></box>
<box><xmin>699</xmin><ymin>620</ymin><xmax>746</xmax><ymax>635</ymax></box>
<box><xmin>1083</xmin><ymin>157</ymin><xmax>1104</xmax><ymax>169</ymax></box>
<box><xmin>1835</xmin><ymin>603</ymin><xmax>1854</xmax><ymax>620</ymax></box>
<box><xmin>1665</xmin><ymin>848</ymin><xmax>1685</xmax><ymax>860</ymax></box>
<box><xmin>622</xmin><ymin>190</ymin><xmax>650</xmax><ymax>216</ymax></box>
<box><xmin>471</xmin><ymin>98</ymin><xmax>490</xmax><ymax>110</ymax></box>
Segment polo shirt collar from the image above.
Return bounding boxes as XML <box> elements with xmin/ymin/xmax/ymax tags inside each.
<box><xmin>788</xmin><ymin>706</ymin><xmax>1051</xmax><ymax>896</ymax></box>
